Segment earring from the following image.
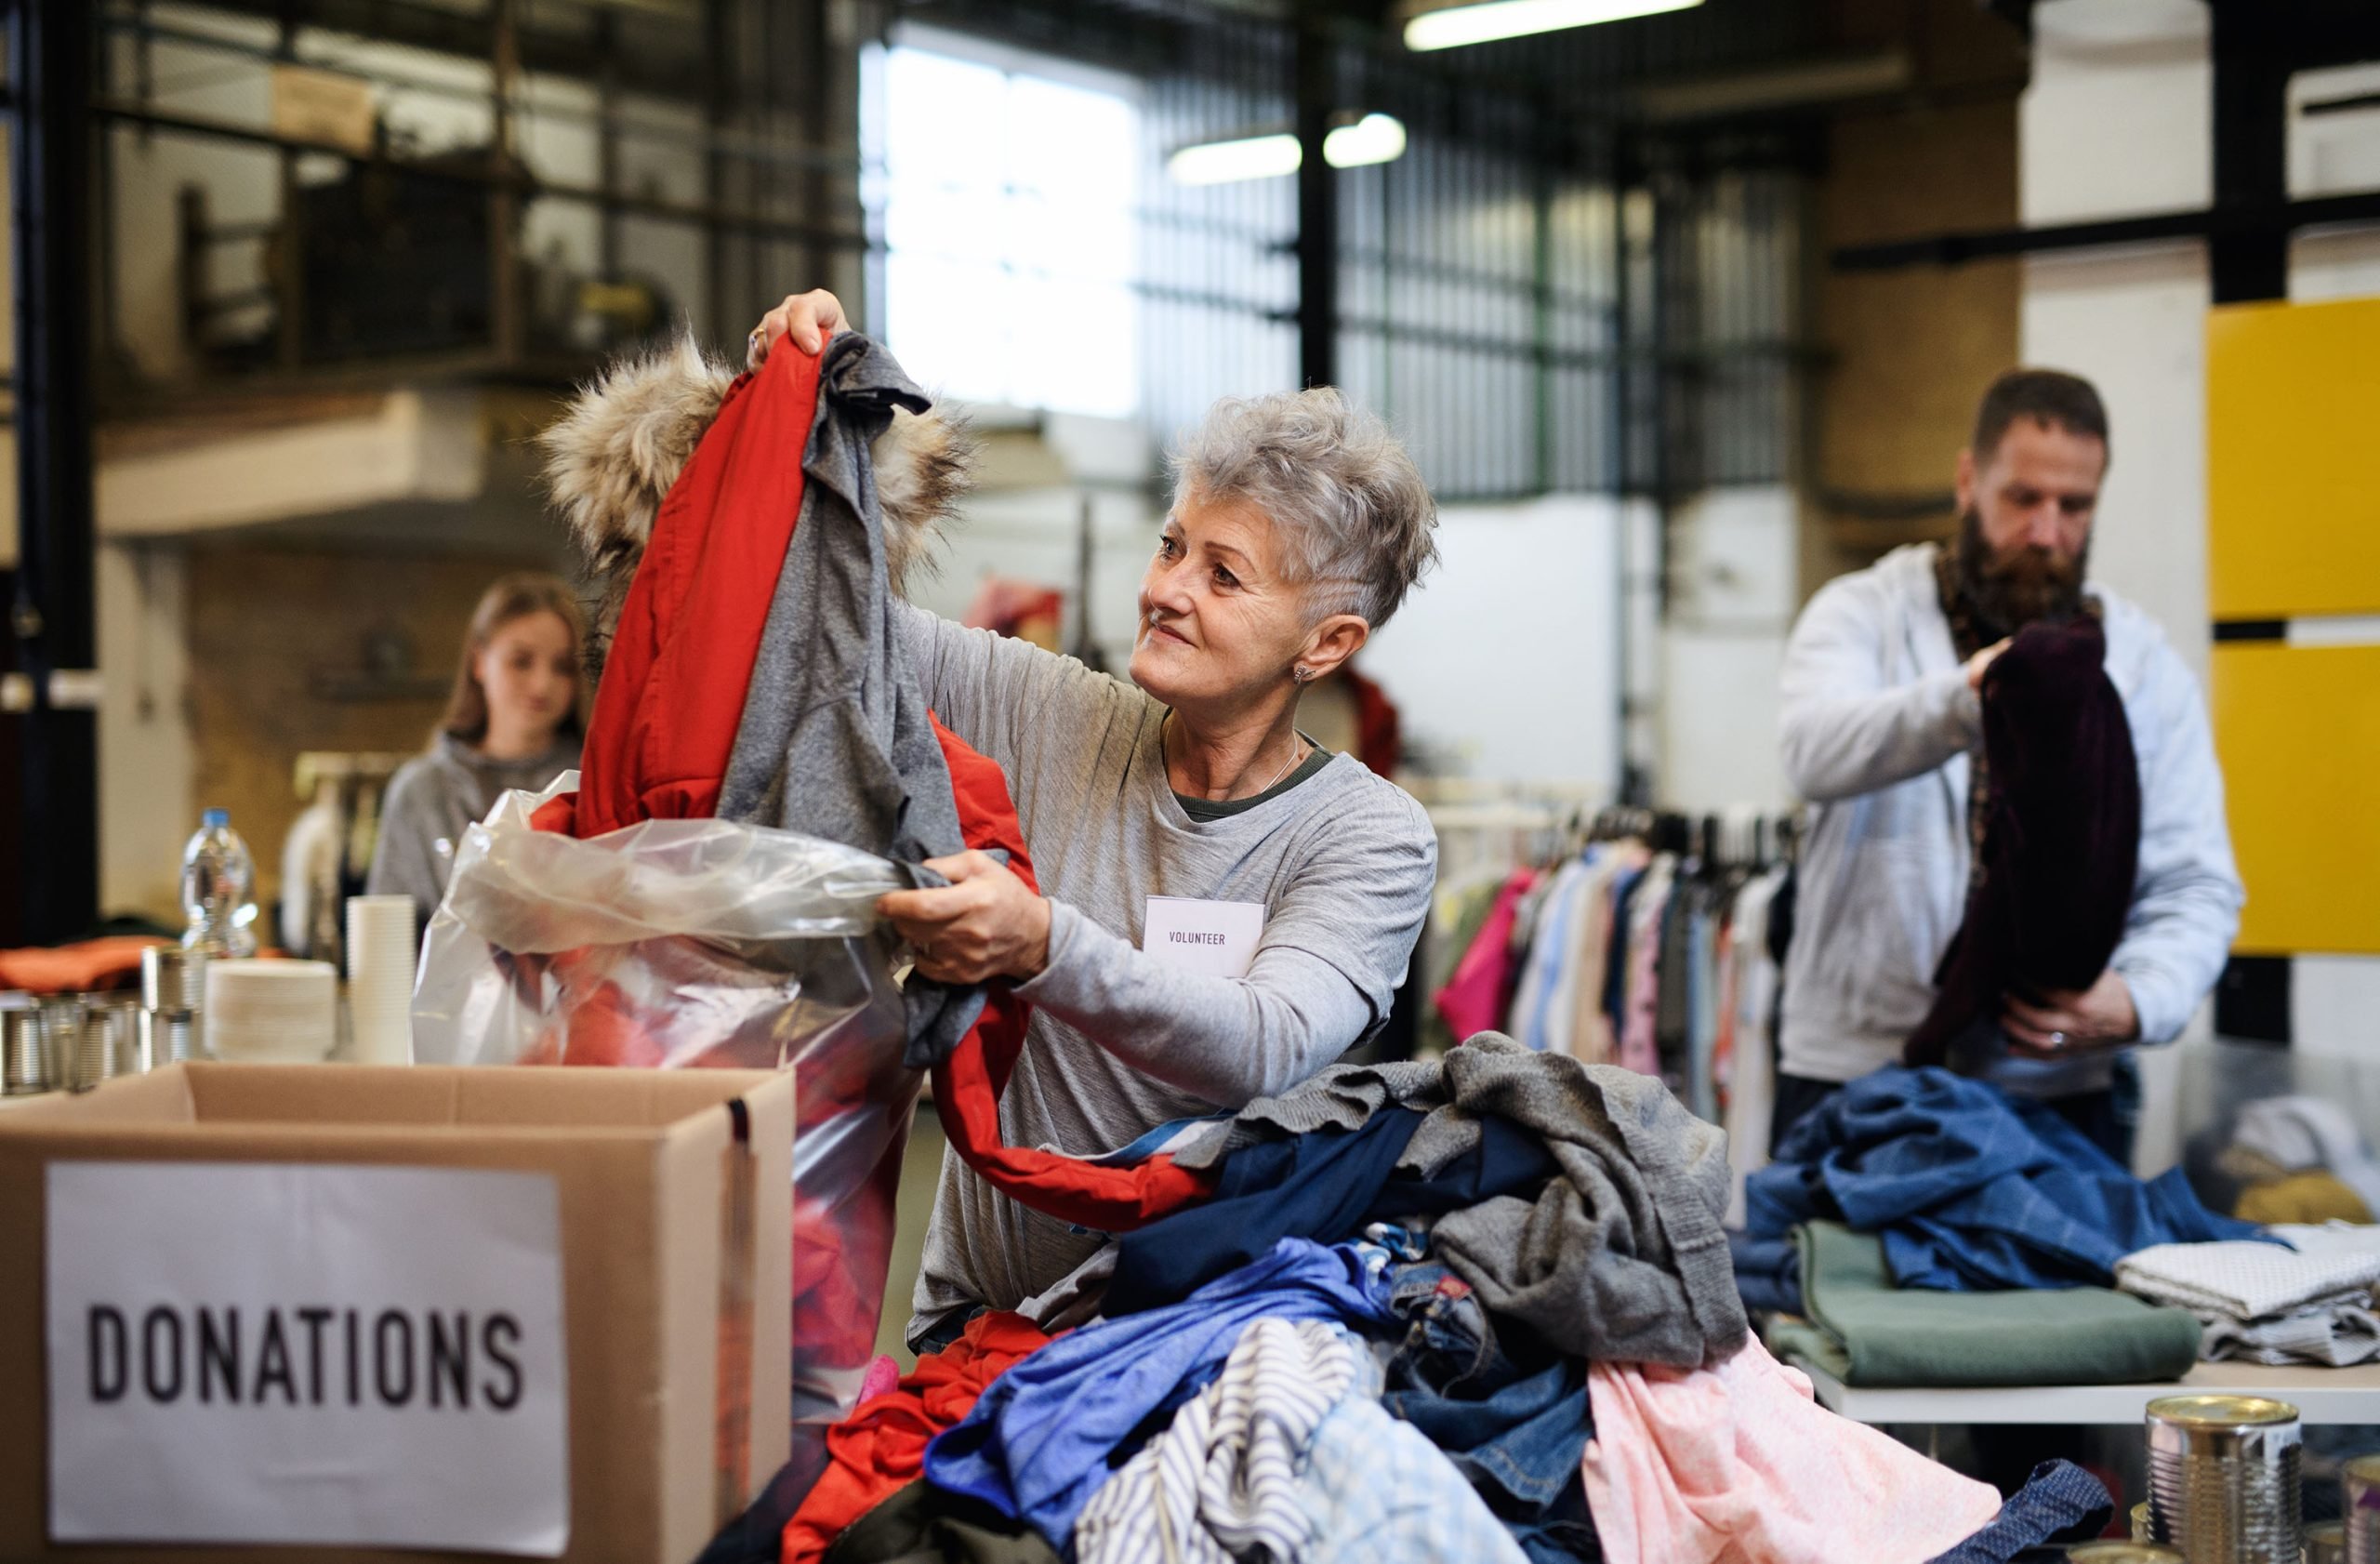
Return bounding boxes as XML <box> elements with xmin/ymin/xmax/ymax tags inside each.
<box><xmin>1291</xmin><ymin>666</ymin><xmax>1313</xmax><ymax>684</ymax></box>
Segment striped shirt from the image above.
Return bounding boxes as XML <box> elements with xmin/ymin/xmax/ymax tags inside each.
<box><xmin>1072</xmin><ymin>1319</ymin><xmax>1360</xmax><ymax>1564</ymax></box>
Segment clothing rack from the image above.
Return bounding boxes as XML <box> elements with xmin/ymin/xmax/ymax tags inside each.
<box><xmin>1422</xmin><ymin>798</ymin><xmax>1804</xmax><ymax>1224</ymax></box>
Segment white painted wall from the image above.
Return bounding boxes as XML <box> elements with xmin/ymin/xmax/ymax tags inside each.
<box><xmin>1365</xmin><ymin>496</ymin><xmax>1626</xmax><ymax>790</ymax></box>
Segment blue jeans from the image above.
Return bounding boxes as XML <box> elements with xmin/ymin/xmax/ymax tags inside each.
<box><xmin>1379</xmin><ymin>1262</ymin><xmax>1593</xmax><ymax>1517</ymax></box>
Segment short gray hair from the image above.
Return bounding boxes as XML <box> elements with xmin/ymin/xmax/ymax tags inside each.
<box><xmin>1170</xmin><ymin>388</ymin><xmax>1439</xmax><ymax>630</ymax></box>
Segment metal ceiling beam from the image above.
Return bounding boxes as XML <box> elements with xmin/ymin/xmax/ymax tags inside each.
<box><xmin>1830</xmin><ymin>187</ymin><xmax>2380</xmax><ymax>272</ymax></box>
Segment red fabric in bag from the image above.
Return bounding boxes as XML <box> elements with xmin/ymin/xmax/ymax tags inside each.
<box><xmin>779</xmin><ymin>1311</ymin><xmax>1052</xmax><ymax>1564</ymax></box>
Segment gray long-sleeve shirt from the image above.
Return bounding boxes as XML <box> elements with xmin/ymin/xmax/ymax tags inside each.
<box><xmin>1776</xmin><ymin>543</ymin><xmax>2243</xmax><ymax>1095</ymax></box>
<box><xmin>896</xmin><ymin>603</ymin><xmax>1436</xmax><ymax>1333</ymax></box>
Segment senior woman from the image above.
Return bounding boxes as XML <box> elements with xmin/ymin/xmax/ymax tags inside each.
<box><xmin>753</xmin><ymin>291</ymin><xmax>1443</xmax><ymax>1345</ymax></box>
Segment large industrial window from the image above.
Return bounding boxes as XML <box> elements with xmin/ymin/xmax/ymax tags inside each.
<box><xmin>861</xmin><ymin>34</ymin><xmax>1143</xmax><ymax>419</ymax></box>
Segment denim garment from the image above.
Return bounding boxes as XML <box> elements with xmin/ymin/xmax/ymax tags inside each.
<box><xmin>1728</xmin><ymin>1229</ymin><xmax>1805</xmax><ymax>1316</ymax></box>
<box><xmin>1380</xmin><ymin>1263</ymin><xmax>1594</xmax><ymax>1517</ymax></box>
<box><xmin>1924</xmin><ymin>1461</ymin><xmax>2113</xmax><ymax>1564</ymax></box>
<box><xmin>1746</xmin><ymin>1066</ymin><xmax>2267</xmax><ymax>1291</ymax></box>
<box><xmin>1507</xmin><ymin>1475</ymin><xmax>1604</xmax><ymax>1564</ymax></box>
<box><xmin>1384</xmin><ymin>1262</ymin><xmax>1507</xmax><ymax>1395</ymax></box>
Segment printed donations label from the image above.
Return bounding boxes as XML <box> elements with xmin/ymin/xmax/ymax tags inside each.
<box><xmin>46</xmin><ymin>1161</ymin><xmax>568</xmax><ymax>1555</ymax></box>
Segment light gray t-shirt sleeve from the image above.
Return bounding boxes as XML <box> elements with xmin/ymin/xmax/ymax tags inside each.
<box><xmin>1016</xmin><ymin>788</ymin><xmax>1436</xmax><ymax>1108</ymax></box>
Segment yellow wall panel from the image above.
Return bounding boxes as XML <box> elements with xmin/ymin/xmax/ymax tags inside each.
<box><xmin>2206</xmin><ymin>296</ymin><xmax>2380</xmax><ymax>620</ymax></box>
<box><xmin>2213</xmin><ymin>641</ymin><xmax>2380</xmax><ymax>956</ymax></box>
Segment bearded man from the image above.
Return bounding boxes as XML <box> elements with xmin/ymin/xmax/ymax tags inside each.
<box><xmin>1771</xmin><ymin>369</ymin><xmax>2242</xmax><ymax>1163</ymax></box>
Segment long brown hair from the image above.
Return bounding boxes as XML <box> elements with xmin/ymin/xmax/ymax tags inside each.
<box><xmin>438</xmin><ymin>573</ymin><xmax>589</xmax><ymax>747</ymax></box>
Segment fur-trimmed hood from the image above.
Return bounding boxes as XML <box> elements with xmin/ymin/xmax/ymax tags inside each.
<box><xmin>537</xmin><ymin>332</ymin><xmax>975</xmax><ymax>651</ymax></box>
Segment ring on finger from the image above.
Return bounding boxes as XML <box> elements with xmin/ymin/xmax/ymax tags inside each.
<box><xmin>2049</xmin><ymin>1030</ymin><xmax>2067</xmax><ymax>1048</ymax></box>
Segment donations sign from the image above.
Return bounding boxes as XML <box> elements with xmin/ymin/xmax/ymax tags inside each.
<box><xmin>45</xmin><ymin>1161</ymin><xmax>568</xmax><ymax>1554</ymax></box>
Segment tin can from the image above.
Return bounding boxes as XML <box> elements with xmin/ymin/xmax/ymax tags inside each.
<box><xmin>2067</xmin><ymin>1544</ymin><xmax>2185</xmax><ymax>1562</ymax></box>
<box><xmin>33</xmin><ymin>996</ymin><xmax>87</xmax><ymax>1092</ymax></box>
<box><xmin>2145</xmin><ymin>1394</ymin><xmax>2302</xmax><ymax>1564</ymax></box>
<box><xmin>2</xmin><ymin>1010</ymin><xmax>45</xmax><ymax>1094</ymax></box>
<box><xmin>2344</xmin><ymin>1453</ymin><xmax>2380</xmax><ymax>1564</ymax></box>
<box><xmin>139</xmin><ymin>1008</ymin><xmax>204</xmax><ymax>1065</ymax></box>
<box><xmin>141</xmin><ymin>945</ymin><xmax>206</xmax><ymax>1014</ymax></box>
<box><xmin>2307</xmin><ymin>1516</ymin><xmax>2345</xmax><ymax>1564</ymax></box>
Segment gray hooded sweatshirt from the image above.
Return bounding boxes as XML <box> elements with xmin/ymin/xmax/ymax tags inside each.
<box><xmin>367</xmin><ymin>732</ymin><xmax>582</xmax><ymax>933</ymax></box>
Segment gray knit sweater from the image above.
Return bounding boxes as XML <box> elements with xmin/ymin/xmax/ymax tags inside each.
<box><xmin>896</xmin><ymin>603</ymin><xmax>1436</xmax><ymax>1336</ymax></box>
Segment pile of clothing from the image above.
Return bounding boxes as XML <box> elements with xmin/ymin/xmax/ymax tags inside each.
<box><xmin>2116</xmin><ymin>1226</ymin><xmax>2380</xmax><ymax>1367</ymax></box>
<box><xmin>738</xmin><ymin>1036</ymin><xmax>2116</xmax><ymax>1564</ymax></box>
<box><xmin>1742</xmin><ymin>1067</ymin><xmax>2264</xmax><ymax>1388</ymax></box>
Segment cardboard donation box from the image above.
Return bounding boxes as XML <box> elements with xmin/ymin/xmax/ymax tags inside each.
<box><xmin>0</xmin><ymin>1062</ymin><xmax>793</xmax><ymax>1564</ymax></box>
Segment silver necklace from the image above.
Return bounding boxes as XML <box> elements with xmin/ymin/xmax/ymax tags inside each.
<box><xmin>1166</xmin><ymin>713</ymin><xmax>1306</xmax><ymax>801</ymax></box>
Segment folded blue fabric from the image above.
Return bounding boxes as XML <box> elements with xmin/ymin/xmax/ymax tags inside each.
<box><xmin>1746</xmin><ymin>1067</ymin><xmax>2267</xmax><ymax>1291</ymax></box>
<box><xmin>1727</xmin><ymin>1229</ymin><xmax>1804</xmax><ymax>1315</ymax></box>
<box><xmin>923</xmin><ymin>1239</ymin><xmax>1395</xmax><ymax>1549</ymax></box>
<box><xmin>1924</xmin><ymin>1460</ymin><xmax>2113</xmax><ymax>1563</ymax></box>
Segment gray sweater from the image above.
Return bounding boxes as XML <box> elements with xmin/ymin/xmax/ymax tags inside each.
<box><xmin>366</xmin><ymin>733</ymin><xmax>583</xmax><ymax>933</ymax></box>
<box><xmin>897</xmin><ymin>603</ymin><xmax>1437</xmax><ymax>1333</ymax></box>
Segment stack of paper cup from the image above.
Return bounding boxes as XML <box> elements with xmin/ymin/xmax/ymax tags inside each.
<box><xmin>344</xmin><ymin>895</ymin><xmax>416</xmax><ymax>1066</ymax></box>
<box><xmin>205</xmin><ymin>960</ymin><xmax>337</xmax><ymax>1062</ymax></box>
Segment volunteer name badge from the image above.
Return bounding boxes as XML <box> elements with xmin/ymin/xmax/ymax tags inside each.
<box><xmin>46</xmin><ymin>1162</ymin><xmax>568</xmax><ymax>1555</ymax></box>
<box><xmin>1144</xmin><ymin>895</ymin><xmax>1267</xmax><ymax>979</ymax></box>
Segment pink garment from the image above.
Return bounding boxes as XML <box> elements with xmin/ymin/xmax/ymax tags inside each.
<box><xmin>858</xmin><ymin>1355</ymin><xmax>903</xmax><ymax>1406</ymax></box>
<box><xmin>1615</xmin><ymin>871</ymin><xmax>1668</xmax><ymax>1078</ymax></box>
<box><xmin>1582</xmin><ymin>1337</ymin><xmax>2003</xmax><ymax>1564</ymax></box>
<box><xmin>1434</xmin><ymin>868</ymin><xmax>1539</xmax><ymax>1040</ymax></box>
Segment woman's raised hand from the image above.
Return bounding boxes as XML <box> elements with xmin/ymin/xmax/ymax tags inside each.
<box><xmin>747</xmin><ymin>288</ymin><xmax>851</xmax><ymax>368</ymax></box>
<box><xmin>877</xmin><ymin>851</ymin><xmax>1054</xmax><ymax>986</ymax></box>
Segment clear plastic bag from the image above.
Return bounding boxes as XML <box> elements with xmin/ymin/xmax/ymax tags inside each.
<box><xmin>413</xmin><ymin>774</ymin><xmax>924</xmax><ymax>1421</ymax></box>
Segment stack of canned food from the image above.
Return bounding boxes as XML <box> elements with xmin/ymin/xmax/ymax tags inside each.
<box><xmin>0</xmin><ymin>946</ymin><xmax>207</xmax><ymax>1097</ymax></box>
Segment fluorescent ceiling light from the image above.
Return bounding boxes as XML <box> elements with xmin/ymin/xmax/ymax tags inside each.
<box><xmin>1324</xmin><ymin>113</ymin><xmax>1408</xmax><ymax>168</ymax></box>
<box><xmin>1405</xmin><ymin>0</ymin><xmax>1702</xmax><ymax>52</ymax></box>
<box><xmin>1166</xmin><ymin>114</ymin><xmax>1408</xmax><ymax>185</ymax></box>
<box><xmin>1169</xmin><ymin>133</ymin><xmax>1302</xmax><ymax>185</ymax></box>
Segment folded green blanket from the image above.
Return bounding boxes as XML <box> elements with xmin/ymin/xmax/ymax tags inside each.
<box><xmin>1764</xmin><ymin>1220</ymin><xmax>2203</xmax><ymax>1387</ymax></box>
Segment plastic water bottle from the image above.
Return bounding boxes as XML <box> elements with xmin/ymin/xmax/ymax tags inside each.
<box><xmin>180</xmin><ymin>809</ymin><xmax>260</xmax><ymax>959</ymax></box>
